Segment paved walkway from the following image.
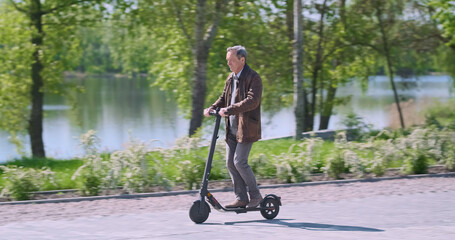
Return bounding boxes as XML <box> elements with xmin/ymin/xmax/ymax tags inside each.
<box><xmin>0</xmin><ymin>175</ymin><xmax>454</xmax><ymax>239</ymax></box>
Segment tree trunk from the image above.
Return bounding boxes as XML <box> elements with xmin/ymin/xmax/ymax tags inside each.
<box><xmin>309</xmin><ymin>70</ymin><xmax>318</xmax><ymax>131</ymax></box>
<box><xmin>376</xmin><ymin>4</ymin><xmax>405</xmax><ymax>129</ymax></box>
<box><xmin>293</xmin><ymin>0</ymin><xmax>305</xmax><ymax>139</ymax></box>
<box><xmin>286</xmin><ymin>0</ymin><xmax>295</xmax><ymax>41</ymax></box>
<box><xmin>319</xmin><ymin>83</ymin><xmax>337</xmax><ymax>130</ymax></box>
<box><xmin>386</xmin><ymin>62</ymin><xmax>405</xmax><ymax>128</ymax></box>
<box><xmin>29</xmin><ymin>0</ymin><xmax>46</xmax><ymax>158</ymax></box>
<box><xmin>189</xmin><ymin>0</ymin><xmax>207</xmax><ymax>136</ymax></box>
<box><xmin>188</xmin><ymin>0</ymin><xmax>226</xmax><ymax>136</ymax></box>
<box><xmin>189</xmin><ymin>53</ymin><xmax>208</xmax><ymax>136</ymax></box>
<box><xmin>309</xmin><ymin>0</ymin><xmax>327</xmax><ymax>132</ymax></box>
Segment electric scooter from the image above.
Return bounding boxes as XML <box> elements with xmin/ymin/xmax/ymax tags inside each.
<box><xmin>189</xmin><ymin>108</ymin><xmax>281</xmax><ymax>224</ymax></box>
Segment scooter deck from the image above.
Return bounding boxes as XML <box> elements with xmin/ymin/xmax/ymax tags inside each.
<box><xmin>222</xmin><ymin>206</ymin><xmax>264</xmax><ymax>213</ymax></box>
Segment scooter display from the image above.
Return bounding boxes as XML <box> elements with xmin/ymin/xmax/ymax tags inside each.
<box><xmin>189</xmin><ymin>108</ymin><xmax>281</xmax><ymax>224</ymax></box>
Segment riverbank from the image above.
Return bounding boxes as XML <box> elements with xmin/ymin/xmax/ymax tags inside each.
<box><xmin>63</xmin><ymin>71</ymin><xmax>149</xmax><ymax>79</ymax></box>
<box><xmin>2</xmin><ymin>123</ymin><xmax>455</xmax><ymax>203</ymax></box>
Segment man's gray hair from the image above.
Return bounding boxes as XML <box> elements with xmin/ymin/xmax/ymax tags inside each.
<box><xmin>227</xmin><ymin>45</ymin><xmax>247</xmax><ymax>61</ymax></box>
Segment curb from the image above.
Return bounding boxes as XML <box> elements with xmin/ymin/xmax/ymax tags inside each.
<box><xmin>1</xmin><ymin>172</ymin><xmax>454</xmax><ymax>206</ymax></box>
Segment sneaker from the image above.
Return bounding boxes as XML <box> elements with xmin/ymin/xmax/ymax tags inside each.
<box><xmin>246</xmin><ymin>197</ymin><xmax>263</xmax><ymax>208</ymax></box>
<box><xmin>225</xmin><ymin>200</ymin><xmax>248</xmax><ymax>208</ymax></box>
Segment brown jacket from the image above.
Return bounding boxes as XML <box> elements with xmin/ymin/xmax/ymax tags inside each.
<box><xmin>210</xmin><ymin>64</ymin><xmax>262</xmax><ymax>143</ymax></box>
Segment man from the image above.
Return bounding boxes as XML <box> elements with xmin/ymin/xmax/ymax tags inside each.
<box><xmin>203</xmin><ymin>45</ymin><xmax>263</xmax><ymax>208</ymax></box>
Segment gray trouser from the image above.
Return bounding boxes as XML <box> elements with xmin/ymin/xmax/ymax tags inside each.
<box><xmin>226</xmin><ymin>134</ymin><xmax>261</xmax><ymax>202</ymax></box>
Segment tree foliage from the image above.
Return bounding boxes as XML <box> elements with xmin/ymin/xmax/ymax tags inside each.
<box><xmin>0</xmin><ymin>0</ymin><xmax>111</xmax><ymax>157</ymax></box>
<box><xmin>1</xmin><ymin>0</ymin><xmax>454</xmax><ymax>158</ymax></box>
<box><xmin>0</xmin><ymin>2</ymin><xmax>33</xmax><ymax>136</ymax></box>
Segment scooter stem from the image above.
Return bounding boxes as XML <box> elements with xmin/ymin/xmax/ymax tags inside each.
<box><xmin>200</xmin><ymin>108</ymin><xmax>221</xmax><ymax>200</ymax></box>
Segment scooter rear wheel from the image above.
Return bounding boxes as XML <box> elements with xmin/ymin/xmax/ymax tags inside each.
<box><xmin>260</xmin><ymin>197</ymin><xmax>280</xmax><ymax>219</ymax></box>
<box><xmin>189</xmin><ymin>200</ymin><xmax>210</xmax><ymax>224</ymax></box>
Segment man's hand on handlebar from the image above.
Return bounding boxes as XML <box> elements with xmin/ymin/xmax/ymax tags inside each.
<box><xmin>219</xmin><ymin>108</ymin><xmax>228</xmax><ymax>117</ymax></box>
<box><xmin>204</xmin><ymin>107</ymin><xmax>229</xmax><ymax>117</ymax></box>
<box><xmin>203</xmin><ymin>108</ymin><xmax>212</xmax><ymax>117</ymax></box>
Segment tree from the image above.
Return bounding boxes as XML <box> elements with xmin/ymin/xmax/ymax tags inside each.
<box><xmin>295</xmin><ymin>0</ymin><xmax>369</xmax><ymax>131</ymax></box>
<box><xmin>429</xmin><ymin>0</ymin><xmax>455</xmax><ymax>49</ymax></box>
<box><xmin>308</xmin><ymin>0</ymin><xmax>329</xmax><ymax>131</ymax></box>
<box><xmin>317</xmin><ymin>0</ymin><xmax>378</xmax><ymax>130</ymax></box>
<box><xmin>74</xmin><ymin>26</ymin><xmax>118</xmax><ymax>74</ymax></box>
<box><xmin>188</xmin><ymin>0</ymin><xmax>230</xmax><ymax>136</ymax></box>
<box><xmin>1</xmin><ymin>0</ymin><xmax>109</xmax><ymax>157</ymax></box>
<box><xmin>124</xmin><ymin>0</ymin><xmax>229</xmax><ymax>136</ymax></box>
<box><xmin>350</xmin><ymin>0</ymin><xmax>407</xmax><ymax>129</ymax></box>
<box><xmin>0</xmin><ymin>3</ymin><xmax>33</xmax><ymax>154</ymax></box>
<box><xmin>293</xmin><ymin>0</ymin><xmax>306</xmax><ymax>139</ymax></box>
<box><xmin>374</xmin><ymin>0</ymin><xmax>405</xmax><ymax>129</ymax></box>
<box><xmin>428</xmin><ymin>0</ymin><xmax>455</xmax><ymax>78</ymax></box>
<box><xmin>126</xmin><ymin>1</ymin><xmax>296</xmax><ymax>136</ymax></box>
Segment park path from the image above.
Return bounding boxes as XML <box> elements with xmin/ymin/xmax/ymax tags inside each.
<box><xmin>0</xmin><ymin>175</ymin><xmax>454</xmax><ymax>239</ymax></box>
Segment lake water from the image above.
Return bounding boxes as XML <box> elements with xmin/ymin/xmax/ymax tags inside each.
<box><xmin>0</xmin><ymin>75</ymin><xmax>453</xmax><ymax>163</ymax></box>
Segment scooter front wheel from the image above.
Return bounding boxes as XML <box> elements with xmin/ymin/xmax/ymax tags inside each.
<box><xmin>260</xmin><ymin>197</ymin><xmax>280</xmax><ymax>220</ymax></box>
<box><xmin>189</xmin><ymin>200</ymin><xmax>210</xmax><ymax>224</ymax></box>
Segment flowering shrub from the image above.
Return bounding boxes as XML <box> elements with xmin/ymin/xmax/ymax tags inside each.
<box><xmin>368</xmin><ymin>138</ymin><xmax>397</xmax><ymax>176</ymax></box>
<box><xmin>324</xmin><ymin>149</ymin><xmax>346</xmax><ymax>179</ymax></box>
<box><xmin>7</xmin><ymin>125</ymin><xmax>452</xmax><ymax>200</ymax></box>
<box><xmin>394</xmin><ymin>128</ymin><xmax>439</xmax><ymax>174</ymax></box>
<box><xmin>274</xmin><ymin>138</ymin><xmax>324</xmax><ymax>183</ymax></box>
<box><xmin>165</xmin><ymin>132</ymin><xmax>211</xmax><ymax>190</ymax></box>
<box><xmin>72</xmin><ymin>130</ymin><xmax>107</xmax><ymax>196</ymax></box>
<box><xmin>274</xmin><ymin>149</ymin><xmax>309</xmax><ymax>183</ymax></box>
<box><xmin>324</xmin><ymin>132</ymin><xmax>349</xmax><ymax>179</ymax></box>
<box><xmin>73</xmin><ymin>131</ymin><xmax>173</xmax><ymax>195</ymax></box>
<box><xmin>0</xmin><ymin>166</ymin><xmax>55</xmax><ymax>200</ymax></box>
<box><xmin>112</xmin><ymin>139</ymin><xmax>151</xmax><ymax>193</ymax></box>
<box><xmin>250</xmin><ymin>153</ymin><xmax>273</xmax><ymax>178</ymax></box>
<box><xmin>321</xmin><ymin>126</ymin><xmax>455</xmax><ymax>178</ymax></box>
<box><xmin>434</xmin><ymin>128</ymin><xmax>455</xmax><ymax>171</ymax></box>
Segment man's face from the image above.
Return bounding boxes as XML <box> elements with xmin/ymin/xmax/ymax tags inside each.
<box><xmin>226</xmin><ymin>50</ymin><xmax>245</xmax><ymax>74</ymax></box>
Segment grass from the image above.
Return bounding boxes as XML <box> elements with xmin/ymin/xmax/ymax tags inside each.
<box><xmin>0</xmin><ymin>157</ymin><xmax>83</xmax><ymax>190</ymax></box>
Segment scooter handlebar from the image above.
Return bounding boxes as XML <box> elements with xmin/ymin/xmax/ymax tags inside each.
<box><xmin>209</xmin><ymin>108</ymin><xmax>221</xmax><ymax>117</ymax></box>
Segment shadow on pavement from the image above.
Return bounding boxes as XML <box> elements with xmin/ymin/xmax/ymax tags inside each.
<box><xmin>221</xmin><ymin>219</ymin><xmax>384</xmax><ymax>232</ymax></box>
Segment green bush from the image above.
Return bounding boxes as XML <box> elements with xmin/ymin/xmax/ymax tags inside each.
<box><xmin>424</xmin><ymin>99</ymin><xmax>455</xmax><ymax>127</ymax></box>
<box><xmin>324</xmin><ymin>150</ymin><xmax>346</xmax><ymax>179</ymax></box>
<box><xmin>341</xmin><ymin>112</ymin><xmax>373</xmax><ymax>141</ymax></box>
<box><xmin>111</xmin><ymin>139</ymin><xmax>154</xmax><ymax>194</ymax></box>
<box><xmin>271</xmin><ymin>138</ymin><xmax>325</xmax><ymax>183</ymax></box>
<box><xmin>0</xmin><ymin>166</ymin><xmax>55</xmax><ymax>200</ymax></box>
<box><xmin>402</xmin><ymin>153</ymin><xmax>429</xmax><ymax>175</ymax></box>
<box><xmin>72</xmin><ymin>154</ymin><xmax>106</xmax><ymax>196</ymax></box>
<box><xmin>367</xmin><ymin>139</ymin><xmax>397</xmax><ymax>176</ymax></box>
<box><xmin>413</xmin><ymin>154</ymin><xmax>429</xmax><ymax>174</ymax></box>
<box><xmin>273</xmin><ymin>148</ymin><xmax>309</xmax><ymax>183</ymax></box>
<box><xmin>250</xmin><ymin>153</ymin><xmax>277</xmax><ymax>178</ymax></box>
<box><xmin>369</xmin><ymin>156</ymin><xmax>387</xmax><ymax>177</ymax></box>
<box><xmin>162</xmin><ymin>131</ymin><xmax>212</xmax><ymax>190</ymax></box>
<box><xmin>79</xmin><ymin>171</ymin><xmax>102</xmax><ymax>196</ymax></box>
<box><xmin>443</xmin><ymin>150</ymin><xmax>455</xmax><ymax>171</ymax></box>
<box><xmin>395</xmin><ymin>128</ymin><xmax>435</xmax><ymax>175</ymax></box>
<box><xmin>73</xmin><ymin>131</ymin><xmax>174</xmax><ymax>195</ymax></box>
<box><xmin>3</xmin><ymin>125</ymin><xmax>455</xmax><ymax>201</ymax></box>
<box><xmin>72</xmin><ymin>130</ymin><xmax>111</xmax><ymax>196</ymax></box>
